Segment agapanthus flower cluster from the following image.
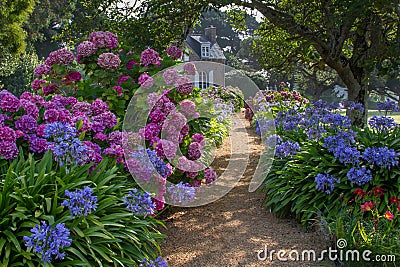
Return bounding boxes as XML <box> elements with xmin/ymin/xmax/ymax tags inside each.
<box><xmin>314</xmin><ymin>172</ymin><xmax>340</xmax><ymax>194</ymax></box>
<box><xmin>362</xmin><ymin>146</ymin><xmax>399</xmax><ymax>169</ymax></box>
<box><xmin>124</xmin><ymin>188</ymin><xmax>156</xmax><ymax>217</ymax></box>
<box><xmin>347</xmin><ymin>166</ymin><xmax>373</xmax><ymax>186</ymax></box>
<box><xmin>61</xmin><ymin>186</ymin><xmax>98</xmax><ymax>217</ymax></box>
<box><xmin>139</xmin><ymin>256</ymin><xmax>168</xmax><ymax>267</ymax></box>
<box><xmin>166</xmin><ymin>45</ymin><xmax>183</xmax><ymax>59</ymax></box>
<box><xmin>140</xmin><ymin>48</ymin><xmax>160</xmax><ymax>67</ymax></box>
<box><xmin>97</xmin><ymin>52</ymin><xmax>121</xmax><ymax>69</ymax></box>
<box><xmin>44</xmin><ymin>122</ymin><xmax>89</xmax><ymax>166</ymax></box>
<box><xmin>368</xmin><ymin>116</ymin><xmax>397</xmax><ymax>132</ymax></box>
<box><xmin>24</xmin><ymin>221</ymin><xmax>72</xmax><ymax>263</ymax></box>
<box><xmin>166</xmin><ymin>182</ymin><xmax>196</xmax><ymax>205</ymax></box>
<box><xmin>147</xmin><ymin>148</ymin><xmax>173</xmax><ymax>178</ymax></box>
<box><xmin>323</xmin><ymin>130</ymin><xmax>360</xmax><ymax>164</ymax></box>
<box><xmin>88</xmin><ymin>31</ymin><xmax>118</xmax><ymax>49</ymax></box>
<box><xmin>275</xmin><ymin>140</ymin><xmax>300</xmax><ymax>158</ymax></box>
<box><xmin>377</xmin><ymin>100</ymin><xmax>400</xmax><ymax>113</ymax></box>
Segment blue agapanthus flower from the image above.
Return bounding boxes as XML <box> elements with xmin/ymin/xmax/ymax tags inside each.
<box><xmin>362</xmin><ymin>146</ymin><xmax>399</xmax><ymax>169</ymax></box>
<box><xmin>368</xmin><ymin>116</ymin><xmax>397</xmax><ymax>132</ymax></box>
<box><xmin>61</xmin><ymin>186</ymin><xmax>98</xmax><ymax>217</ymax></box>
<box><xmin>347</xmin><ymin>167</ymin><xmax>373</xmax><ymax>186</ymax></box>
<box><xmin>275</xmin><ymin>140</ymin><xmax>300</xmax><ymax>158</ymax></box>
<box><xmin>377</xmin><ymin>100</ymin><xmax>400</xmax><ymax>113</ymax></box>
<box><xmin>140</xmin><ymin>256</ymin><xmax>168</xmax><ymax>267</ymax></box>
<box><xmin>166</xmin><ymin>182</ymin><xmax>196</xmax><ymax>205</ymax></box>
<box><xmin>314</xmin><ymin>172</ymin><xmax>340</xmax><ymax>194</ymax></box>
<box><xmin>124</xmin><ymin>188</ymin><xmax>155</xmax><ymax>217</ymax></box>
<box><xmin>23</xmin><ymin>221</ymin><xmax>72</xmax><ymax>263</ymax></box>
<box><xmin>147</xmin><ymin>148</ymin><xmax>172</xmax><ymax>178</ymax></box>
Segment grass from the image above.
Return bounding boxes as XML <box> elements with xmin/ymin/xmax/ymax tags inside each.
<box><xmin>339</xmin><ymin>110</ymin><xmax>400</xmax><ymax>123</ymax></box>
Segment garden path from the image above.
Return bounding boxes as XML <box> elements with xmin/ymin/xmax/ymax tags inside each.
<box><xmin>160</xmin><ymin>112</ymin><xmax>333</xmax><ymax>267</ymax></box>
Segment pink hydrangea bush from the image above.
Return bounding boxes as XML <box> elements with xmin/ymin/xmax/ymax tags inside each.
<box><xmin>31</xmin><ymin>31</ymin><xmax>180</xmax><ymax>118</ymax></box>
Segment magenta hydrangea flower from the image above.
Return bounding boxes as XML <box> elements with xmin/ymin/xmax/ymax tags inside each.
<box><xmin>138</xmin><ymin>73</ymin><xmax>154</xmax><ymax>89</ymax></box>
<box><xmin>88</xmin><ymin>31</ymin><xmax>118</xmax><ymax>49</ymax></box>
<box><xmin>166</xmin><ymin>45</ymin><xmax>183</xmax><ymax>59</ymax></box>
<box><xmin>36</xmin><ymin>124</ymin><xmax>47</xmax><ymax>137</ymax></box>
<box><xmin>0</xmin><ymin>127</ymin><xmax>16</xmax><ymax>142</ymax></box>
<box><xmin>91</xmin><ymin>99</ymin><xmax>109</xmax><ymax>116</ymax></box>
<box><xmin>42</xmin><ymin>83</ymin><xmax>58</xmax><ymax>96</ymax></box>
<box><xmin>97</xmin><ymin>53</ymin><xmax>121</xmax><ymax>69</ymax></box>
<box><xmin>107</xmin><ymin>131</ymin><xmax>122</xmax><ymax>145</ymax></box>
<box><xmin>93</xmin><ymin>133</ymin><xmax>107</xmax><ymax>141</ymax></box>
<box><xmin>91</xmin><ymin>121</ymin><xmax>105</xmax><ymax>133</ymax></box>
<box><xmin>175</xmin><ymin>77</ymin><xmax>194</xmax><ymax>95</ymax></box>
<box><xmin>140</xmin><ymin>48</ymin><xmax>160</xmax><ymax>67</ymax></box>
<box><xmin>177</xmin><ymin>156</ymin><xmax>204</xmax><ymax>172</ymax></box>
<box><xmin>188</xmin><ymin>142</ymin><xmax>202</xmax><ymax>160</ymax></box>
<box><xmin>72</xmin><ymin>113</ymin><xmax>92</xmax><ymax>133</ymax></box>
<box><xmin>162</xmin><ymin>69</ymin><xmax>179</xmax><ymax>86</ymax></box>
<box><xmin>77</xmin><ymin>41</ymin><xmax>98</xmax><ymax>57</ymax></box>
<box><xmin>44</xmin><ymin>48</ymin><xmax>75</xmax><ymax>66</ymax></box>
<box><xmin>204</xmin><ymin>168</ymin><xmax>217</xmax><ymax>184</ymax></box>
<box><xmin>0</xmin><ymin>114</ymin><xmax>11</xmax><ymax>127</ymax></box>
<box><xmin>34</xmin><ymin>64</ymin><xmax>52</xmax><ymax>77</ymax></box>
<box><xmin>186</xmin><ymin>171</ymin><xmax>198</xmax><ymax>179</ymax></box>
<box><xmin>144</xmin><ymin>123</ymin><xmax>161</xmax><ymax>140</ymax></box>
<box><xmin>183</xmin><ymin>62</ymin><xmax>196</xmax><ymax>75</ymax></box>
<box><xmin>15</xmin><ymin>115</ymin><xmax>37</xmax><ymax>133</ymax></box>
<box><xmin>92</xmin><ymin>112</ymin><xmax>118</xmax><ymax>128</ymax></box>
<box><xmin>29</xmin><ymin>135</ymin><xmax>48</xmax><ymax>153</ymax></box>
<box><xmin>170</xmin><ymin>112</ymin><xmax>187</xmax><ymax>130</ymax></box>
<box><xmin>113</xmin><ymin>85</ymin><xmax>123</xmax><ymax>96</ymax></box>
<box><xmin>0</xmin><ymin>93</ymin><xmax>20</xmax><ymax>112</ymax></box>
<box><xmin>155</xmin><ymin>139</ymin><xmax>178</xmax><ymax>159</ymax></box>
<box><xmin>180</xmin><ymin>124</ymin><xmax>189</xmax><ymax>136</ymax></box>
<box><xmin>0</xmin><ymin>141</ymin><xmax>18</xmax><ymax>159</ymax></box>
<box><xmin>192</xmin><ymin>133</ymin><xmax>205</xmax><ymax>147</ymax></box>
<box><xmin>66</xmin><ymin>71</ymin><xmax>82</xmax><ymax>82</ymax></box>
<box><xmin>72</xmin><ymin>102</ymin><xmax>92</xmax><ymax>116</ymax></box>
<box><xmin>117</xmin><ymin>75</ymin><xmax>131</xmax><ymax>84</ymax></box>
<box><xmin>20</xmin><ymin>100</ymin><xmax>39</xmax><ymax>119</ymax></box>
<box><xmin>149</xmin><ymin>109</ymin><xmax>166</xmax><ymax>124</ymax></box>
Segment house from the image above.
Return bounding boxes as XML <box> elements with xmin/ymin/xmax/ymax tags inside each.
<box><xmin>183</xmin><ymin>26</ymin><xmax>226</xmax><ymax>89</ymax></box>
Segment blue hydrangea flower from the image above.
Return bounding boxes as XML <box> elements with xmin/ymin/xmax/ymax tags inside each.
<box><xmin>314</xmin><ymin>172</ymin><xmax>340</xmax><ymax>194</ymax></box>
<box><xmin>140</xmin><ymin>256</ymin><xmax>168</xmax><ymax>267</ymax></box>
<box><xmin>61</xmin><ymin>186</ymin><xmax>98</xmax><ymax>217</ymax></box>
<box><xmin>362</xmin><ymin>146</ymin><xmax>399</xmax><ymax>169</ymax></box>
<box><xmin>23</xmin><ymin>221</ymin><xmax>72</xmax><ymax>263</ymax></box>
<box><xmin>275</xmin><ymin>140</ymin><xmax>300</xmax><ymax>158</ymax></box>
<box><xmin>147</xmin><ymin>148</ymin><xmax>172</xmax><ymax>178</ymax></box>
<box><xmin>368</xmin><ymin>116</ymin><xmax>397</xmax><ymax>132</ymax></box>
<box><xmin>166</xmin><ymin>182</ymin><xmax>196</xmax><ymax>205</ymax></box>
<box><xmin>124</xmin><ymin>188</ymin><xmax>155</xmax><ymax>217</ymax></box>
<box><xmin>347</xmin><ymin>167</ymin><xmax>373</xmax><ymax>186</ymax></box>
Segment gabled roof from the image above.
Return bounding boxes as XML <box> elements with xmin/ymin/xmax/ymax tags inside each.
<box><xmin>186</xmin><ymin>34</ymin><xmax>226</xmax><ymax>60</ymax></box>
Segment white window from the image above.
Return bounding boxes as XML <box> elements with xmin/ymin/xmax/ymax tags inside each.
<box><xmin>199</xmin><ymin>71</ymin><xmax>208</xmax><ymax>89</ymax></box>
<box><xmin>183</xmin><ymin>48</ymin><xmax>190</xmax><ymax>62</ymax></box>
<box><xmin>201</xmin><ymin>45</ymin><xmax>210</xmax><ymax>58</ymax></box>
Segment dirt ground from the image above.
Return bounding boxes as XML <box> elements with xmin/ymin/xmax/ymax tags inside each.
<box><xmin>160</xmin><ymin>113</ymin><xmax>333</xmax><ymax>267</ymax></box>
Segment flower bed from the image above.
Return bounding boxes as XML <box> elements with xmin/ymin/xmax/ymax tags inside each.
<box><xmin>248</xmin><ymin>86</ymin><xmax>400</xmax><ymax>258</ymax></box>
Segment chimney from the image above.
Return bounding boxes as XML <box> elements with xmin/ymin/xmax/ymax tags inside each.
<box><xmin>205</xmin><ymin>25</ymin><xmax>217</xmax><ymax>43</ymax></box>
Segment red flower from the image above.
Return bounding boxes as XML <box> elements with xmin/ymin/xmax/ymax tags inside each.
<box><xmin>373</xmin><ymin>187</ymin><xmax>385</xmax><ymax>197</ymax></box>
<box><xmin>384</xmin><ymin>211</ymin><xmax>394</xmax><ymax>221</ymax></box>
<box><xmin>361</xmin><ymin>201</ymin><xmax>374</xmax><ymax>212</ymax></box>
<box><xmin>353</xmin><ymin>188</ymin><xmax>366</xmax><ymax>198</ymax></box>
<box><xmin>389</xmin><ymin>196</ymin><xmax>400</xmax><ymax>205</ymax></box>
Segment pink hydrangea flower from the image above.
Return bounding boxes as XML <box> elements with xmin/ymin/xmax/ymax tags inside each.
<box><xmin>180</xmin><ymin>100</ymin><xmax>196</xmax><ymax>117</ymax></box>
<box><xmin>166</xmin><ymin>45</ymin><xmax>183</xmax><ymax>59</ymax></box>
<box><xmin>163</xmin><ymin>69</ymin><xmax>179</xmax><ymax>86</ymax></box>
<box><xmin>97</xmin><ymin>53</ymin><xmax>121</xmax><ymax>69</ymax></box>
<box><xmin>44</xmin><ymin>48</ymin><xmax>75</xmax><ymax>66</ymax></box>
<box><xmin>175</xmin><ymin>77</ymin><xmax>194</xmax><ymax>95</ymax></box>
<box><xmin>33</xmin><ymin>64</ymin><xmax>51</xmax><ymax>77</ymax></box>
<box><xmin>138</xmin><ymin>73</ymin><xmax>154</xmax><ymax>89</ymax></box>
<box><xmin>188</xmin><ymin>142</ymin><xmax>202</xmax><ymax>160</ymax></box>
<box><xmin>77</xmin><ymin>41</ymin><xmax>97</xmax><ymax>57</ymax></box>
<box><xmin>140</xmin><ymin>48</ymin><xmax>160</xmax><ymax>67</ymax></box>
<box><xmin>72</xmin><ymin>102</ymin><xmax>92</xmax><ymax>116</ymax></box>
<box><xmin>88</xmin><ymin>31</ymin><xmax>118</xmax><ymax>49</ymax></box>
<box><xmin>183</xmin><ymin>62</ymin><xmax>196</xmax><ymax>75</ymax></box>
<box><xmin>156</xmin><ymin>139</ymin><xmax>178</xmax><ymax>159</ymax></box>
<box><xmin>204</xmin><ymin>168</ymin><xmax>217</xmax><ymax>184</ymax></box>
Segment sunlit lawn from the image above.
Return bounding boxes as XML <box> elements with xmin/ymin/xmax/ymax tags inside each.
<box><xmin>339</xmin><ymin>110</ymin><xmax>400</xmax><ymax>123</ymax></box>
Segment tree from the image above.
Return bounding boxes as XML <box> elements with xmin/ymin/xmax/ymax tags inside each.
<box><xmin>0</xmin><ymin>0</ymin><xmax>36</xmax><ymax>55</ymax></box>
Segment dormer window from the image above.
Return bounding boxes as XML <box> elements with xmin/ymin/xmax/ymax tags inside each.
<box><xmin>201</xmin><ymin>45</ymin><xmax>210</xmax><ymax>58</ymax></box>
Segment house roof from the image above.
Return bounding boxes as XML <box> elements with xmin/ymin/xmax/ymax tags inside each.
<box><xmin>186</xmin><ymin>34</ymin><xmax>226</xmax><ymax>60</ymax></box>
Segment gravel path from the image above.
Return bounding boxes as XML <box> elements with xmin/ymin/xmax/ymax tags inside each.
<box><xmin>160</xmin><ymin>112</ymin><xmax>333</xmax><ymax>267</ymax></box>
